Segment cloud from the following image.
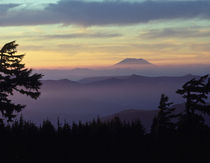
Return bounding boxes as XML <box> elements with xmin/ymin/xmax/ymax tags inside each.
<box><xmin>140</xmin><ymin>28</ymin><xmax>210</xmax><ymax>39</ymax></box>
<box><xmin>1</xmin><ymin>0</ymin><xmax>210</xmax><ymax>26</ymax></box>
<box><xmin>53</xmin><ymin>43</ymin><xmax>185</xmax><ymax>54</ymax></box>
<box><xmin>0</xmin><ymin>4</ymin><xmax>19</xmax><ymax>14</ymax></box>
<box><xmin>0</xmin><ymin>32</ymin><xmax>122</xmax><ymax>42</ymax></box>
<box><xmin>190</xmin><ymin>43</ymin><xmax>210</xmax><ymax>51</ymax></box>
<box><xmin>43</xmin><ymin>32</ymin><xmax>122</xmax><ymax>39</ymax></box>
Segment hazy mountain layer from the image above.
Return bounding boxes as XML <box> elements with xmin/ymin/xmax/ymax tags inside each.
<box><xmin>34</xmin><ymin>59</ymin><xmax>210</xmax><ymax>80</ymax></box>
<box><xmin>12</xmin><ymin>74</ymin><xmax>198</xmax><ymax>124</ymax></box>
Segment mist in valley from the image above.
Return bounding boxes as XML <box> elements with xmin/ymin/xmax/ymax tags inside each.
<box><xmin>11</xmin><ymin>74</ymin><xmax>198</xmax><ymax>124</ymax></box>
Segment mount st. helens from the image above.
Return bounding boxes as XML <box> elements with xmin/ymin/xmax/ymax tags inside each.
<box><xmin>115</xmin><ymin>58</ymin><xmax>152</xmax><ymax>65</ymax></box>
<box><xmin>114</xmin><ymin>58</ymin><xmax>153</xmax><ymax>68</ymax></box>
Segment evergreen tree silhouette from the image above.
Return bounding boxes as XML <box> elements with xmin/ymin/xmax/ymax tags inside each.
<box><xmin>151</xmin><ymin>94</ymin><xmax>176</xmax><ymax>137</ymax></box>
<box><xmin>176</xmin><ymin>75</ymin><xmax>210</xmax><ymax>133</ymax></box>
<box><xmin>0</xmin><ymin>41</ymin><xmax>42</xmax><ymax>121</ymax></box>
<box><xmin>40</xmin><ymin>120</ymin><xmax>55</xmax><ymax>136</ymax></box>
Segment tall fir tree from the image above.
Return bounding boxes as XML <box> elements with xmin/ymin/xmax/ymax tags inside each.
<box><xmin>151</xmin><ymin>94</ymin><xmax>176</xmax><ymax>137</ymax></box>
<box><xmin>176</xmin><ymin>75</ymin><xmax>210</xmax><ymax>132</ymax></box>
<box><xmin>0</xmin><ymin>41</ymin><xmax>42</xmax><ymax>121</ymax></box>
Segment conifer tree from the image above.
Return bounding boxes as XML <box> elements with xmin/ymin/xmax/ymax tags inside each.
<box><xmin>176</xmin><ymin>75</ymin><xmax>210</xmax><ymax>131</ymax></box>
<box><xmin>0</xmin><ymin>41</ymin><xmax>42</xmax><ymax>121</ymax></box>
<box><xmin>151</xmin><ymin>94</ymin><xmax>176</xmax><ymax>137</ymax></box>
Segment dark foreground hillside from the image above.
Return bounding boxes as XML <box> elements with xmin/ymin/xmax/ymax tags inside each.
<box><xmin>0</xmin><ymin>117</ymin><xmax>210</xmax><ymax>163</ymax></box>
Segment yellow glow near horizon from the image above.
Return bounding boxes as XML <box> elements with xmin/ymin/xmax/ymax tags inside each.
<box><xmin>1</xmin><ymin>20</ymin><xmax>210</xmax><ymax>69</ymax></box>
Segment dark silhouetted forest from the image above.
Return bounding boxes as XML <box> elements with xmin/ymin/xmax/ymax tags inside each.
<box><xmin>0</xmin><ymin>110</ymin><xmax>209</xmax><ymax>163</ymax></box>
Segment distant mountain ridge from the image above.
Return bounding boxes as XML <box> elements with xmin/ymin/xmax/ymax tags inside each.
<box><xmin>41</xmin><ymin>74</ymin><xmax>198</xmax><ymax>88</ymax></box>
<box><xmin>78</xmin><ymin>74</ymin><xmax>198</xmax><ymax>85</ymax></box>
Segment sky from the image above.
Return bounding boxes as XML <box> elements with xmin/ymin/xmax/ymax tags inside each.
<box><xmin>0</xmin><ymin>0</ymin><xmax>210</xmax><ymax>68</ymax></box>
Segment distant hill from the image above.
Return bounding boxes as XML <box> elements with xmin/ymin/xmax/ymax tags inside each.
<box><xmin>41</xmin><ymin>79</ymin><xmax>79</xmax><ymax>89</ymax></box>
<box><xmin>78</xmin><ymin>76</ymin><xmax>115</xmax><ymax>84</ymax></box>
<box><xmin>79</xmin><ymin>74</ymin><xmax>198</xmax><ymax>86</ymax></box>
<box><xmin>102</xmin><ymin>103</ymin><xmax>210</xmax><ymax>131</ymax></box>
<box><xmin>70</xmin><ymin>68</ymin><xmax>94</xmax><ymax>73</ymax></box>
<box><xmin>78</xmin><ymin>74</ymin><xmax>197</xmax><ymax>84</ymax></box>
<box><xmin>102</xmin><ymin>109</ymin><xmax>157</xmax><ymax>130</ymax></box>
